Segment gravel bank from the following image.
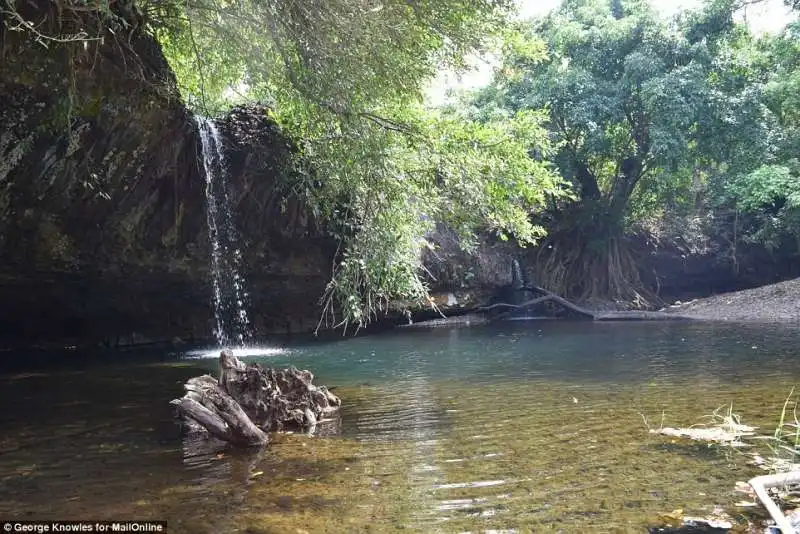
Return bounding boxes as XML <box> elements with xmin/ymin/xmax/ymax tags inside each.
<box><xmin>663</xmin><ymin>277</ymin><xmax>800</xmax><ymax>322</ymax></box>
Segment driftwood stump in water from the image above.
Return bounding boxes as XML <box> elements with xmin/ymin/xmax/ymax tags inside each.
<box><xmin>170</xmin><ymin>349</ymin><xmax>341</xmax><ymax>446</ymax></box>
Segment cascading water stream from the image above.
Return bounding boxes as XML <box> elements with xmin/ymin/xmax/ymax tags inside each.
<box><xmin>195</xmin><ymin>116</ymin><xmax>252</xmax><ymax>347</ymax></box>
<box><xmin>511</xmin><ymin>258</ymin><xmax>525</xmax><ymax>289</ymax></box>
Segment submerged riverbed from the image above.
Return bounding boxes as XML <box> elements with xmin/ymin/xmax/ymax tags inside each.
<box><xmin>1</xmin><ymin>321</ymin><xmax>799</xmax><ymax>532</ymax></box>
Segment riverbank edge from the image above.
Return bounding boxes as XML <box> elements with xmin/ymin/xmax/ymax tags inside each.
<box><xmin>660</xmin><ymin>276</ymin><xmax>800</xmax><ymax>322</ymax></box>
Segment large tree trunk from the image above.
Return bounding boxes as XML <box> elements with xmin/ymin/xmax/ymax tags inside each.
<box><xmin>608</xmin><ymin>156</ymin><xmax>645</xmax><ymax>221</ymax></box>
<box><xmin>170</xmin><ymin>350</ymin><xmax>341</xmax><ymax>446</ymax></box>
<box><xmin>576</xmin><ymin>162</ymin><xmax>602</xmax><ymax>201</ymax></box>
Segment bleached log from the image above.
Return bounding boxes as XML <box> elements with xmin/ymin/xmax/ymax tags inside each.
<box><xmin>749</xmin><ymin>471</ymin><xmax>800</xmax><ymax>534</ymax></box>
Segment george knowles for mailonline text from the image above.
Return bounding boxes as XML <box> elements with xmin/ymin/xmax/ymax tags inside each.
<box><xmin>2</xmin><ymin>522</ymin><xmax>167</xmax><ymax>533</ymax></box>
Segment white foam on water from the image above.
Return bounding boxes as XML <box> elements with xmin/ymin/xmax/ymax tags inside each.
<box><xmin>183</xmin><ymin>346</ymin><xmax>290</xmax><ymax>359</ymax></box>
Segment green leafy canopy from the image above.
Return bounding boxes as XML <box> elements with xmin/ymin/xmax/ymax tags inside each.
<box><xmin>461</xmin><ymin>0</ymin><xmax>800</xmax><ymax>301</ymax></box>
<box><xmin>144</xmin><ymin>0</ymin><xmax>568</xmax><ymax>332</ymax></box>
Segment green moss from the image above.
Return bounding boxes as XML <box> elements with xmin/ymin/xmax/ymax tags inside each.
<box><xmin>35</xmin><ymin>96</ymin><xmax>76</xmax><ymax>136</ymax></box>
<box><xmin>77</xmin><ymin>96</ymin><xmax>104</xmax><ymax>118</ymax></box>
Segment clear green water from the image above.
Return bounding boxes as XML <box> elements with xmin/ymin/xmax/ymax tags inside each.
<box><xmin>1</xmin><ymin>321</ymin><xmax>799</xmax><ymax>533</ymax></box>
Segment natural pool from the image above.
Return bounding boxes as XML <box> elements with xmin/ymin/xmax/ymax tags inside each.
<box><xmin>1</xmin><ymin>321</ymin><xmax>799</xmax><ymax>533</ymax></box>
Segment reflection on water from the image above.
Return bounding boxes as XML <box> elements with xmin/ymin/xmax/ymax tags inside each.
<box><xmin>0</xmin><ymin>321</ymin><xmax>799</xmax><ymax>532</ymax></box>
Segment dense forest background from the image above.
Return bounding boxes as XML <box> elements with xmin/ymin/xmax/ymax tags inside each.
<box><xmin>2</xmin><ymin>0</ymin><xmax>799</xmax><ymax>337</ymax></box>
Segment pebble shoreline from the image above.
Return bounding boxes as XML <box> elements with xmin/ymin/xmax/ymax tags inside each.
<box><xmin>664</xmin><ymin>277</ymin><xmax>800</xmax><ymax>322</ymax></box>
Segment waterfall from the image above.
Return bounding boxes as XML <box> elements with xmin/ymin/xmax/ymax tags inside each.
<box><xmin>195</xmin><ymin>116</ymin><xmax>252</xmax><ymax>347</ymax></box>
<box><xmin>511</xmin><ymin>258</ymin><xmax>525</xmax><ymax>289</ymax></box>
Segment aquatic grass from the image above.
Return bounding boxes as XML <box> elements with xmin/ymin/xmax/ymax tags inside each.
<box><xmin>705</xmin><ymin>403</ymin><xmax>757</xmax><ymax>441</ymax></box>
<box><xmin>647</xmin><ymin>395</ymin><xmax>800</xmax><ymax>531</ymax></box>
<box><xmin>758</xmin><ymin>387</ymin><xmax>800</xmax><ymax>473</ymax></box>
<box><xmin>639</xmin><ymin>409</ymin><xmax>665</xmax><ymax>432</ymax></box>
<box><xmin>649</xmin><ymin>393</ymin><xmax>800</xmax><ymax>467</ymax></box>
<box><xmin>648</xmin><ymin>403</ymin><xmax>757</xmax><ymax>448</ymax></box>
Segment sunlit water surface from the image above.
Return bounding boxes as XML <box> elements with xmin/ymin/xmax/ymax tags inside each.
<box><xmin>1</xmin><ymin>321</ymin><xmax>799</xmax><ymax>533</ymax></box>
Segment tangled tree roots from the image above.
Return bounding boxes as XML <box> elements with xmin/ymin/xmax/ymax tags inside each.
<box><xmin>171</xmin><ymin>350</ymin><xmax>342</xmax><ymax>446</ymax></box>
<box><xmin>527</xmin><ymin>231</ymin><xmax>659</xmax><ymax>308</ymax></box>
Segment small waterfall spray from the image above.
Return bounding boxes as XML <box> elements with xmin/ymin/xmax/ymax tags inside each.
<box><xmin>511</xmin><ymin>258</ymin><xmax>525</xmax><ymax>289</ymax></box>
<box><xmin>195</xmin><ymin>116</ymin><xmax>252</xmax><ymax>347</ymax></box>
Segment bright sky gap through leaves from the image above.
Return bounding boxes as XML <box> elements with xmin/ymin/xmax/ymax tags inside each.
<box><xmin>426</xmin><ymin>0</ymin><xmax>797</xmax><ymax>106</ymax></box>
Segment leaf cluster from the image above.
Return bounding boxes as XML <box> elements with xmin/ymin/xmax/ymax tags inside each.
<box><xmin>142</xmin><ymin>0</ymin><xmax>568</xmax><ymax>331</ymax></box>
<box><xmin>477</xmin><ymin>0</ymin><xmax>798</xmax><ymax>244</ymax></box>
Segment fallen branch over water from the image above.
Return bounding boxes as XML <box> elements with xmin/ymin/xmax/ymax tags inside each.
<box><xmin>479</xmin><ymin>284</ymin><xmax>695</xmax><ymax>321</ymax></box>
<box><xmin>170</xmin><ymin>349</ymin><xmax>341</xmax><ymax>446</ymax></box>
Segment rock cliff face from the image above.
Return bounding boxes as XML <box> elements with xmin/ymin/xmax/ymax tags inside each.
<box><xmin>0</xmin><ymin>3</ymin><xmax>334</xmax><ymax>347</ymax></box>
